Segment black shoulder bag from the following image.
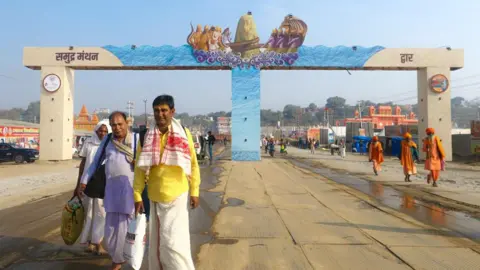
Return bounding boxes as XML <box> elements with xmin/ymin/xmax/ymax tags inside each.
<box><xmin>84</xmin><ymin>134</ymin><xmax>112</xmax><ymax>199</ymax></box>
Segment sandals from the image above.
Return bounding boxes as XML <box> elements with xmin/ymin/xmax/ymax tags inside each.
<box><xmin>96</xmin><ymin>245</ymin><xmax>108</xmax><ymax>256</ymax></box>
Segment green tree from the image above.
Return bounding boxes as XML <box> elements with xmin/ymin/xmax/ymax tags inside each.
<box><xmin>451</xmin><ymin>96</ymin><xmax>465</xmax><ymax>108</ymax></box>
<box><xmin>0</xmin><ymin>108</ymin><xmax>25</xmax><ymax>121</ymax></box>
<box><xmin>326</xmin><ymin>96</ymin><xmax>346</xmax><ymax>109</ymax></box>
<box><xmin>308</xmin><ymin>103</ymin><xmax>318</xmax><ymax>111</ymax></box>
<box><xmin>283</xmin><ymin>104</ymin><xmax>302</xmax><ymax>120</ymax></box>
<box><xmin>21</xmin><ymin>101</ymin><xmax>40</xmax><ymax>123</ymax></box>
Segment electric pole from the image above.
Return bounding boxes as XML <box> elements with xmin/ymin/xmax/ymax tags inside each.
<box><xmin>126</xmin><ymin>101</ymin><xmax>134</xmax><ymax>128</ymax></box>
<box><xmin>143</xmin><ymin>99</ymin><xmax>148</xmax><ymax>126</ymax></box>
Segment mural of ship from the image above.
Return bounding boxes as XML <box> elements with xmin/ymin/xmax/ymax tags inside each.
<box><xmin>187</xmin><ymin>12</ymin><xmax>308</xmax><ymax>59</ymax></box>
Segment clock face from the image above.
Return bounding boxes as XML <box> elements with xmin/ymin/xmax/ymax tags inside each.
<box><xmin>43</xmin><ymin>74</ymin><xmax>61</xmax><ymax>92</ymax></box>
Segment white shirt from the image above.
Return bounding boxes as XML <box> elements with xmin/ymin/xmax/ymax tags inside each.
<box><xmin>79</xmin><ymin>138</ymin><xmax>101</xmax><ymax>179</ymax></box>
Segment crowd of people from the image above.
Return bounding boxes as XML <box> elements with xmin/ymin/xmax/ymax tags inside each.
<box><xmin>74</xmin><ymin>95</ymin><xmax>200</xmax><ymax>270</ymax></box>
<box><xmin>299</xmin><ymin>128</ymin><xmax>446</xmax><ymax>187</ymax></box>
<box><xmin>261</xmin><ymin>137</ymin><xmax>289</xmax><ymax>156</ymax></box>
<box><xmin>367</xmin><ymin>128</ymin><xmax>445</xmax><ymax>187</ymax></box>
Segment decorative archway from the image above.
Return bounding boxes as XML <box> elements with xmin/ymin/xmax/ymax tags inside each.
<box><xmin>24</xmin><ymin>12</ymin><xmax>463</xmax><ymax>161</ymax></box>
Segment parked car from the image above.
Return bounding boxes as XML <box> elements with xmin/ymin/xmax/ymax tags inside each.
<box><xmin>0</xmin><ymin>143</ymin><xmax>39</xmax><ymax>163</ymax></box>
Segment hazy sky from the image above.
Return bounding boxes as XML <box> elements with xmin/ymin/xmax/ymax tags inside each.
<box><xmin>1</xmin><ymin>0</ymin><xmax>479</xmax><ymax>115</ymax></box>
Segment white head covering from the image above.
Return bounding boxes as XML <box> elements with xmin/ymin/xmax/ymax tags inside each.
<box><xmin>92</xmin><ymin>119</ymin><xmax>112</xmax><ymax>145</ymax></box>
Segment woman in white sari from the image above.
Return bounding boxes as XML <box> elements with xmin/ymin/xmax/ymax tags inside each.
<box><xmin>74</xmin><ymin>119</ymin><xmax>111</xmax><ymax>254</ymax></box>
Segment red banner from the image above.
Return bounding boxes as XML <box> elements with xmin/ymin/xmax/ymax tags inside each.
<box><xmin>0</xmin><ymin>125</ymin><xmax>40</xmax><ymax>137</ymax></box>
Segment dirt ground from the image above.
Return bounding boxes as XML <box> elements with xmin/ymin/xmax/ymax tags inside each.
<box><xmin>0</xmin><ymin>159</ymin><xmax>81</xmax><ymax>210</ymax></box>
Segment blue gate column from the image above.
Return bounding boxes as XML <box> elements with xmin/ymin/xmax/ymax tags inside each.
<box><xmin>231</xmin><ymin>67</ymin><xmax>261</xmax><ymax>161</ymax></box>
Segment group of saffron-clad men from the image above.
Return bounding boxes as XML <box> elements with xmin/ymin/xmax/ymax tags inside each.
<box><xmin>74</xmin><ymin>95</ymin><xmax>201</xmax><ymax>270</ymax></box>
<box><xmin>368</xmin><ymin>127</ymin><xmax>445</xmax><ymax>187</ymax></box>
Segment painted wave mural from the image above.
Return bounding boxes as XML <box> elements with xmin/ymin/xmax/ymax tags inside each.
<box><xmin>102</xmin><ymin>44</ymin><xmax>385</xmax><ymax>69</ymax></box>
<box><xmin>102</xmin><ymin>11</ymin><xmax>384</xmax><ymax>69</ymax></box>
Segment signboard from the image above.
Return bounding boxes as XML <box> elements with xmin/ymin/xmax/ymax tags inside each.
<box><xmin>43</xmin><ymin>74</ymin><xmax>61</xmax><ymax>92</ymax></box>
<box><xmin>471</xmin><ymin>138</ymin><xmax>480</xmax><ymax>155</ymax></box>
<box><xmin>471</xmin><ymin>120</ymin><xmax>480</xmax><ymax>138</ymax></box>
<box><xmin>429</xmin><ymin>74</ymin><xmax>449</xmax><ymax>93</ymax></box>
<box><xmin>0</xmin><ymin>126</ymin><xmax>40</xmax><ymax>137</ymax></box>
<box><xmin>55</xmin><ymin>51</ymin><xmax>99</xmax><ymax>64</ymax></box>
<box><xmin>471</xmin><ymin>120</ymin><xmax>480</xmax><ymax>155</ymax></box>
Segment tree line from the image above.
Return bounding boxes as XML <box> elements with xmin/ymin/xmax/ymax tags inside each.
<box><xmin>1</xmin><ymin>97</ymin><xmax>479</xmax><ymax>128</ymax></box>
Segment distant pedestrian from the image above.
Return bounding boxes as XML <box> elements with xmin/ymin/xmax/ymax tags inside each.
<box><xmin>422</xmin><ymin>128</ymin><xmax>445</xmax><ymax>187</ymax></box>
<box><xmin>263</xmin><ymin>137</ymin><xmax>268</xmax><ymax>154</ymax></box>
<box><xmin>368</xmin><ymin>136</ymin><xmax>384</xmax><ymax>176</ymax></box>
<box><xmin>340</xmin><ymin>139</ymin><xmax>346</xmax><ymax>158</ymax></box>
<box><xmin>399</xmin><ymin>133</ymin><xmax>419</xmax><ymax>182</ymax></box>
<box><xmin>310</xmin><ymin>139</ymin><xmax>316</xmax><ymax>154</ymax></box>
<box><xmin>75</xmin><ymin>119</ymin><xmax>111</xmax><ymax>255</ymax></box>
<box><xmin>207</xmin><ymin>131</ymin><xmax>216</xmax><ymax>164</ymax></box>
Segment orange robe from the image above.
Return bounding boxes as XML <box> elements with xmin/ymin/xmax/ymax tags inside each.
<box><xmin>369</xmin><ymin>141</ymin><xmax>384</xmax><ymax>171</ymax></box>
<box><xmin>400</xmin><ymin>140</ymin><xmax>418</xmax><ymax>175</ymax></box>
<box><xmin>422</xmin><ymin>135</ymin><xmax>445</xmax><ymax>181</ymax></box>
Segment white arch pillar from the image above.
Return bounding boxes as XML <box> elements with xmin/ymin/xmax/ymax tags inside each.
<box><xmin>417</xmin><ymin>67</ymin><xmax>452</xmax><ymax>161</ymax></box>
<box><xmin>39</xmin><ymin>66</ymin><xmax>75</xmax><ymax>161</ymax></box>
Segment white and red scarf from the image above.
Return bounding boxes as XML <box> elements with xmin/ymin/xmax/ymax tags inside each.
<box><xmin>136</xmin><ymin>118</ymin><xmax>192</xmax><ymax>176</ymax></box>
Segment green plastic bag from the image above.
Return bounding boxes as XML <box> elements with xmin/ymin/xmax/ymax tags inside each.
<box><xmin>61</xmin><ymin>196</ymin><xmax>85</xmax><ymax>245</ymax></box>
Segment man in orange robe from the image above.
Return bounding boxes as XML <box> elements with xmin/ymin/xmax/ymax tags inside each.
<box><xmin>368</xmin><ymin>136</ymin><xmax>384</xmax><ymax>176</ymax></box>
<box><xmin>399</xmin><ymin>132</ymin><xmax>419</xmax><ymax>182</ymax></box>
<box><xmin>422</xmin><ymin>128</ymin><xmax>446</xmax><ymax>187</ymax></box>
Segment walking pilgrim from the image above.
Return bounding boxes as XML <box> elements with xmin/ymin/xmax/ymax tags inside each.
<box><xmin>399</xmin><ymin>132</ymin><xmax>420</xmax><ymax>182</ymax></box>
<box><xmin>75</xmin><ymin>119</ymin><xmax>111</xmax><ymax>255</ymax></box>
<box><xmin>134</xmin><ymin>95</ymin><xmax>200</xmax><ymax>270</ymax></box>
<box><xmin>422</xmin><ymin>127</ymin><xmax>446</xmax><ymax>187</ymax></box>
<box><xmin>368</xmin><ymin>136</ymin><xmax>384</xmax><ymax>176</ymax></box>
<box><xmin>80</xmin><ymin>112</ymin><xmax>138</xmax><ymax>270</ymax></box>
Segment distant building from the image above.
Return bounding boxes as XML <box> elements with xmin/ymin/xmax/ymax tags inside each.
<box><xmin>344</xmin><ymin>105</ymin><xmax>418</xmax><ymax>129</ymax></box>
<box><xmin>216</xmin><ymin>117</ymin><xmax>231</xmax><ymax>134</ymax></box>
<box><xmin>74</xmin><ymin>105</ymin><xmax>99</xmax><ymax>131</ymax></box>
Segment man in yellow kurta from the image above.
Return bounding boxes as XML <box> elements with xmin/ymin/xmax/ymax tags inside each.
<box><xmin>369</xmin><ymin>136</ymin><xmax>384</xmax><ymax>176</ymax></box>
<box><xmin>422</xmin><ymin>127</ymin><xmax>445</xmax><ymax>187</ymax></box>
<box><xmin>400</xmin><ymin>133</ymin><xmax>419</xmax><ymax>182</ymax></box>
<box><xmin>133</xmin><ymin>95</ymin><xmax>200</xmax><ymax>270</ymax></box>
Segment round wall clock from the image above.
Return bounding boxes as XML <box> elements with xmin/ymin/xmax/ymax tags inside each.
<box><xmin>43</xmin><ymin>74</ymin><xmax>61</xmax><ymax>93</ymax></box>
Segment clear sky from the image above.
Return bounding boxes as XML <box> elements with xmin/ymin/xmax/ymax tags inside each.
<box><xmin>0</xmin><ymin>0</ymin><xmax>479</xmax><ymax>115</ymax></box>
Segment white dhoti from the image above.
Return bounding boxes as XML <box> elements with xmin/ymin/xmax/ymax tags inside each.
<box><xmin>79</xmin><ymin>196</ymin><xmax>106</xmax><ymax>245</ymax></box>
<box><xmin>149</xmin><ymin>192</ymin><xmax>195</xmax><ymax>270</ymax></box>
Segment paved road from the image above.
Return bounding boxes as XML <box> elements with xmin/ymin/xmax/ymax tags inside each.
<box><xmin>196</xmin><ymin>154</ymin><xmax>480</xmax><ymax>269</ymax></box>
<box><xmin>2</xmin><ymin>148</ymin><xmax>480</xmax><ymax>269</ymax></box>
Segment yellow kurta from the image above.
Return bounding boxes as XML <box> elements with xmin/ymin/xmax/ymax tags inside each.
<box><xmin>133</xmin><ymin>128</ymin><xmax>201</xmax><ymax>203</ymax></box>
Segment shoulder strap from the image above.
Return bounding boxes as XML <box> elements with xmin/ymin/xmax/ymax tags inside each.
<box><xmin>140</xmin><ymin>128</ymin><xmax>148</xmax><ymax>148</ymax></box>
<box><xmin>96</xmin><ymin>133</ymin><xmax>111</xmax><ymax>170</ymax></box>
<box><xmin>133</xmin><ymin>133</ymin><xmax>137</xmax><ymax>160</ymax></box>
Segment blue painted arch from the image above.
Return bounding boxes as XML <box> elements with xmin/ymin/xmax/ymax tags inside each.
<box><xmin>102</xmin><ymin>44</ymin><xmax>385</xmax><ymax>161</ymax></box>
